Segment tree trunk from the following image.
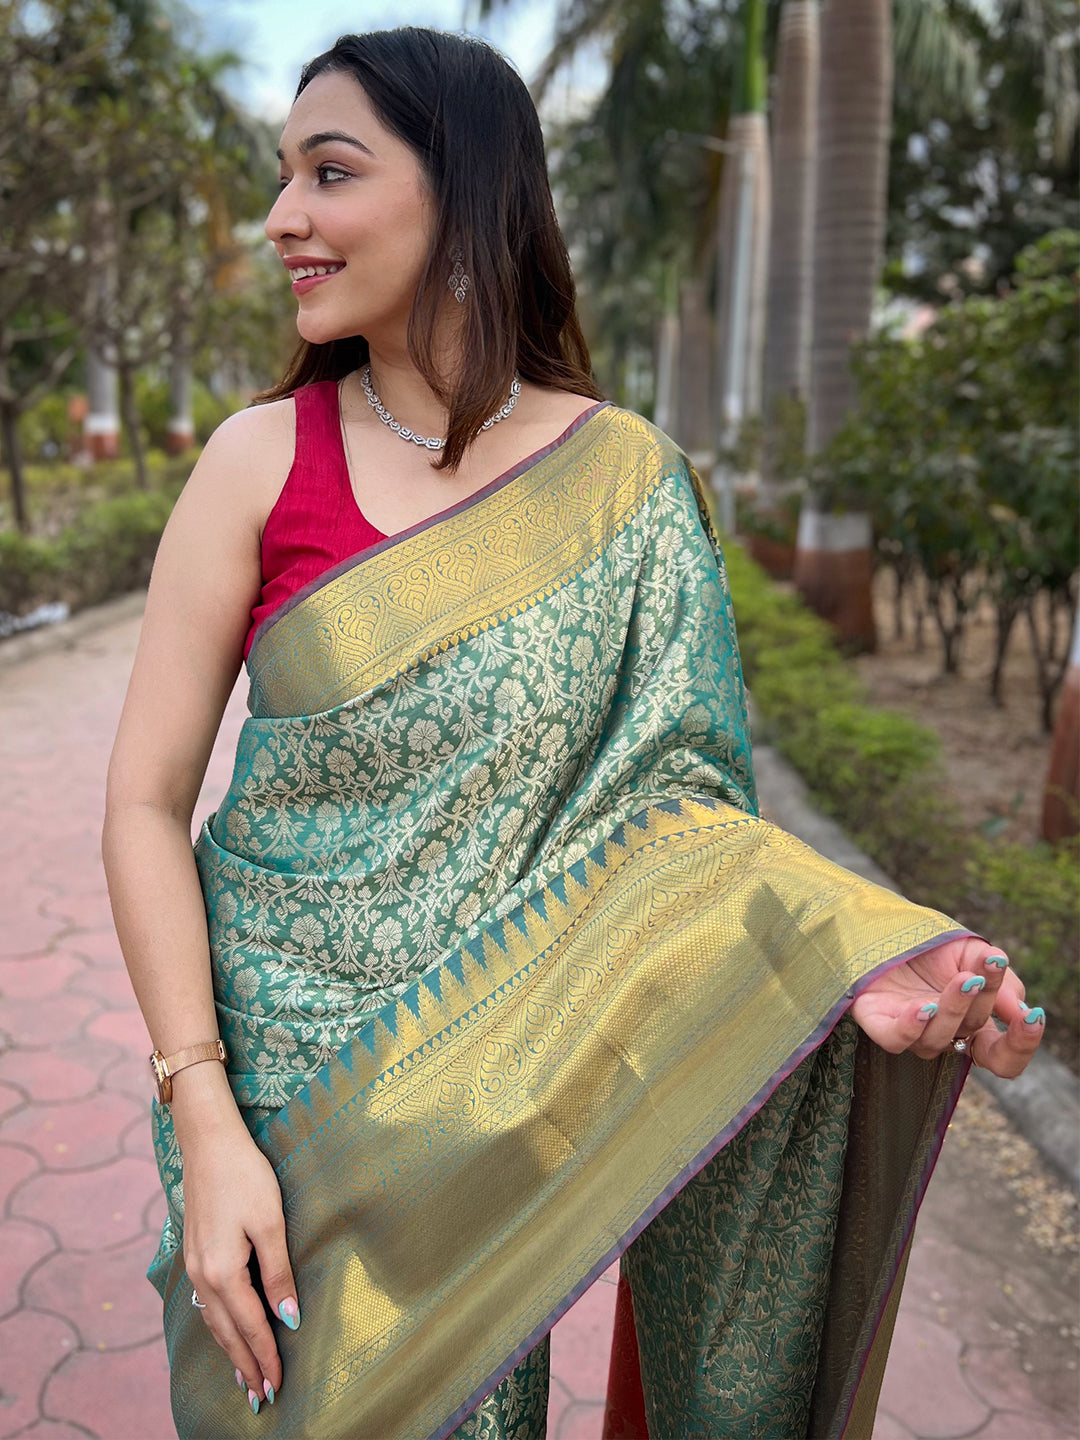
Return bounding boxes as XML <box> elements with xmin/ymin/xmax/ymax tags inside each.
<box><xmin>990</xmin><ymin>597</ymin><xmax>1021</xmax><ymax>705</ymax></box>
<box><xmin>0</xmin><ymin>396</ymin><xmax>28</xmax><ymax>533</ymax></box>
<box><xmin>807</xmin><ymin>0</ymin><xmax>892</xmax><ymax>453</ymax></box>
<box><xmin>763</xmin><ymin>0</ymin><xmax>819</xmax><ymax>418</ymax></box>
<box><xmin>714</xmin><ymin>113</ymin><xmax>771</xmax><ymax>447</ymax></box>
<box><xmin>1042</xmin><ymin>605</ymin><xmax>1080</xmax><ymax>842</ymax></box>
<box><xmin>676</xmin><ymin>277</ymin><xmax>713</xmax><ymax>460</ymax></box>
<box><xmin>85</xmin><ymin>348</ymin><xmax>120</xmax><ymax>461</ymax></box>
<box><xmin>793</xmin><ymin>503</ymin><xmax>876</xmax><ymax>651</ymax></box>
<box><xmin>794</xmin><ymin>0</ymin><xmax>892</xmax><ymax>651</ymax></box>
<box><xmin>653</xmin><ymin>266</ymin><xmax>679</xmax><ymax>437</ymax></box>
<box><xmin>118</xmin><ymin>363</ymin><xmax>148</xmax><ymax>490</ymax></box>
<box><xmin>167</xmin><ymin>351</ymin><xmax>196</xmax><ymax>454</ymax></box>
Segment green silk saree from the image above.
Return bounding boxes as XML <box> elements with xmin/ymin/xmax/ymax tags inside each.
<box><xmin>149</xmin><ymin>402</ymin><xmax>970</xmax><ymax>1439</ymax></box>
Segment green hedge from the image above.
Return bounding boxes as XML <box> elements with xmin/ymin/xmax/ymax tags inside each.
<box><xmin>723</xmin><ymin>538</ymin><xmax>1079</xmax><ymax>1054</ymax></box>
<box><xmin>0</xmin><ymin>481</ymin><xmax>186</xmax><ymax>617</ymax></box>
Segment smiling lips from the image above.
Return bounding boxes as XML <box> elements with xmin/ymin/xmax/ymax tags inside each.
<box><xmin>283</xmin><ymin>258</ymin><xmax>345</xmax><ymax>294</ymax></box>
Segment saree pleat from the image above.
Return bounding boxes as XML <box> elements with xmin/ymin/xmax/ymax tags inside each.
<box><xmin>149</xmin><ymin>406</ymin><xmax>969</xmax><ymax>1440</ymax></box>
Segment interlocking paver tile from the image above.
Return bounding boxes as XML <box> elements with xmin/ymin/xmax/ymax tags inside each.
<box><xmin>121</xmin><ymin>1117</ymin><xmax>156</xmax><ymax>1163</ymax></box>
<box><xmin>100</xmin><ymin>1053</ymin><xmax>152</xmax><ymax>1105</ymax></box>
<box><xmin>550</xmin><ymin>1269</ymin><xmax>618</xmax><ymax>1403</ymax></box>
<box><xmin>958</xmin><ymin>1344</ymin><xmax>1040</xmax><ymax>1415</ymax></box>
<box><xmin>85</xmin><ymin>1009</ymin><xmax>150</xmax><ymax>1054</ymax></box>
<box><xmin>0</xmin><ymin>909</ymin><xmax>63</xmax><ymax>959</ymax></box>
<box><xmin>44</xmin><ymin>1340</ymin><xmax>175</xmax><ymax>1440</ymax></box>
<box><xmin>0</xmin><ymin>1081</ymin><xmax>24</xmax><ymax>1121</ymax></box>
<box><xmin>0</xmin><ymin>952</ymin><xmax>86</xmax><ymax>1001</ymax></box>
<box><xmin>0</xmin><ymin>1307</ymin><xmax>77</xmax><ymax>1437</ymax></box>
<box><xmin>25</xmin><ymin>1236</ymin><xmax>164</xmax><ymax>1349</ymax></box>
<box><xmin>142</xmin><ymin>1189</ymin><xmax>168</xmax><ymax>1240</ymax></box>
<box><xmin>553</xmin><ymin>1398</ymin><xmax>605</xmax><ymax>1440</ymax></box>
<box><xmin>0</xmin><ymin>1093</ymin><xmax>143</xmax><ymax>1172</ymax></box>
<box><xmin>872</xmin><ymin>1412</ymin><xmax>917</xmax><ymax>1438</ymax></box>
<box><xmin>0</xmin><ymin>994</ymin><xmax>100</xmax><ymax>1050</ymax></box>
<box><xmin>0</xmin><ymin>1144</ymin><xmax>40</xmax><ymax>1212</ymax></box>
<box><xmin>979</xmin><ymin>1413</ymin><xmax>1075</xmax><ymax>1439</ymax></box>
<box><xmin>55</xmin><ymin>929</ymin><xmax>122</xmax><ymax>969</ymax></box>
<box><xmin>0</xmin><ymin>1050</ymin><xmax>102</xmax><ymax>1105</ymax></box>
<box><xmin>39</xmin><ymin>890</ymin><xmax>114</xmax><ymax>933</ymax></box>
<box><xmin>0</xmin><ymin>1217</ymin><xmax>56</xmax><ymax>1315</ymax></box>
<box><xmin>11</xmin><ymin>1421</ymin><xmax>94</xmax><ymax>1440</ymax></box>
<box><xmin>68</xmin><ymin>965</ymin><xmax>138</xmax><ymax>1009</ymax></box>
<box><xmin>877</xmin><ymin>1314</ymin><xmax>991</xmax><ymax>1438</ymax></box>
<box><xmin>11</xmin><ymin>1158</ymin><xmax>162</xmax><ymax>1251</ymax></box>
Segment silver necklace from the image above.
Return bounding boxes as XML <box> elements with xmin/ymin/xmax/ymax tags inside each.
<box><xmin>359</xmin><ymin>365</ymin><xmax>522</xmax><ymax>452</ymax></box>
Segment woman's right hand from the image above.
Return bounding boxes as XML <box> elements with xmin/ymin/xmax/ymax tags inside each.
<box><xmin>176</xmin><ymin>1091</ymin><xmax>299</xmax><ymax>1414</ymax></box>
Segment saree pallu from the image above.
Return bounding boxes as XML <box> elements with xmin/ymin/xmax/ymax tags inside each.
<box><xmin>148</xmin><ymin>403</ymin><xmax>970</xmax><ymax>1439</ymax></box>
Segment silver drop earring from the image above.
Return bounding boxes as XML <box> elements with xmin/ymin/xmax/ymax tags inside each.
<box><xmin>448</xmin><ymin>245</ymin><xmax>470</xmax><ymax>303</ymax></box>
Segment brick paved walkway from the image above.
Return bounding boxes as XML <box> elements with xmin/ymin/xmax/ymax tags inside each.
<box><xmin>1</xmin><ymin>606</ymin><xmax>1077</xmax><ymax>1440</ymax></box>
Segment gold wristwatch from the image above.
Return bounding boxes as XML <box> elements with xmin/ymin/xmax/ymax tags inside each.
<box><xmin>149</xmin><ymin>1039</ymin><xmax>227</xmax><ymax>1104</ymax></box>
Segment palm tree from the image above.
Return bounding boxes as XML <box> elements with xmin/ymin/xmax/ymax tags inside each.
<box><xmin>762</xmin><ymin>0</ymin><xmax>818</xmax><ymax>425</ymax></box>
<box><xmin>713</xmin><ymin>0</ymin><xmax>771</xmax><ymax>525</ymax></box>
<box><xmin>790</xmin><ymin>0</ymin><xmax>893</xmax><ymax>651</ymax></box>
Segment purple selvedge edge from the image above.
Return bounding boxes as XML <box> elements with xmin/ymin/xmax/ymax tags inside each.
<box><xmin>245</xmin><ymin>400</ymin><xmax>616</xmax><ymax>673</ymax></box>
<box><xmin>429</xmin><ymin>926</ymin><xmax>978</xmax><ymax>1440</ymax></box>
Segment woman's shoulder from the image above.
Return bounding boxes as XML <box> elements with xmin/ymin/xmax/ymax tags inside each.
<box><xmin>208</xmin><ymin>395</ymin><xmax>297</xmax><ymax>459</ymax></box>
<box><xmin>177</xmin><ymin>397</ymin><xmax>299</xmax><ymax>536</ymax></box>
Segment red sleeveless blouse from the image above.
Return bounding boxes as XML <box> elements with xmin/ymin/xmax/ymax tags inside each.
<box><xmin>244</xmin><ymin>381</ymin><xmax>388</xmax><ymax>660</ymax></box>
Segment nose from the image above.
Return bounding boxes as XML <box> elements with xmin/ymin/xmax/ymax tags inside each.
<box><xmin>265</xmin><ymin>179</ymin><xmax>312</xmax><ymax>246</ymax></box>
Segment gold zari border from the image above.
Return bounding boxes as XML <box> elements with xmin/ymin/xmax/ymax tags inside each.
<box><xmin>163</xmin><ymin>797</ymin><xmax>963</xmax><ymax>1440</ymax></box>
<box><xmin>247</xmin><ymin>409</ymin><xmax>673</xmax><ymax>717</ymax></box>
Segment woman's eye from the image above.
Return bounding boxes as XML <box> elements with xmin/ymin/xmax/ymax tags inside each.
<box><xmin>316</xmin><ymin>164</ymin><xmax>351</xmax><ymax>184</ymax></box>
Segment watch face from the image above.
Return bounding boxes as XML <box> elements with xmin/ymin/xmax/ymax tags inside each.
<box><xmin>150</xmin><ymin>1052</ymin><xmax>170</xmax><ymax>1105</ymax></box>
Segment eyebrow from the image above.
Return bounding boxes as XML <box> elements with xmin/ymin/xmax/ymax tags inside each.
<box><xmin>276</xmin><ymin>131</ymin><xmax>375</xmax><ymax>162</ymax></box>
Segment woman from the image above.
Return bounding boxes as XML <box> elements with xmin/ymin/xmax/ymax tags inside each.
<box><xmin>102</xmin><ymin>27</ymin><xmax>1044</xmax><ymax>1440</ymax></box>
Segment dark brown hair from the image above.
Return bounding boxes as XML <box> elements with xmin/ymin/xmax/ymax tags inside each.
<box><xmin>255</xmin><ymin>26</ymin><xmax>602</xmax><ymax>470</ymax></box>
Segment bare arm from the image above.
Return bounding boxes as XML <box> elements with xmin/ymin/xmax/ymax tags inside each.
<box><xmin>102</xmin><ymin>399</ymin><xmax>297</xmax><ymax>1412</ymax></box>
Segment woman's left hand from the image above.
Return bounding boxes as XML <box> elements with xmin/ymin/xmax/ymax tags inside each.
<box><xmin>850</xmin><ymin>935</ymin><xmax>1045</xmax><ymax>1078</ymax></box>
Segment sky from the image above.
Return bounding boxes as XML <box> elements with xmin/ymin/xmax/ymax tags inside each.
<box><xmin>184</xmin><ymin>0</ymin><xmax>589</xmax><ymax>126</ymax></box>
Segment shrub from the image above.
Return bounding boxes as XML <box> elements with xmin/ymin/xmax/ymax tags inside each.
<box><xmin>0</xmin><ymin>532</ymin><xmax>61</xmax><ymax>615</ymax></box>
<box><xmin>0</xmin><ymin>473</ymin><xmax>187</xmax><ymax>616</ymax></box>
<box><xmin>55</xmin><ymin>491</ymin><xmax>177</xmax><ymax>608</ymax></box>
<box><xmin>723</xmin><ymin>537</ymin><xmax>1079</xmax><ymax>1055</ymax></box>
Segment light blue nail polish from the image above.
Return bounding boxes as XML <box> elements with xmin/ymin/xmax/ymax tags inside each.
<box><xmin>1023</xmin><ymin>1006</ymin><xmax>1045</xmax><ymax>1026</ymax></box>
<box><xmin>984</xmin><ymin>953</ymin><xmax>1008</xmax><ymax>968</ymax></box>
<box><xmin>919</xmin><ymin>1003</ymin><xmax>938</xmax><ymax>1018</ymax></box>
<box><xmin>1018</xmin><ymin>1001</ymin><xmax>1029</xmax><ymax>1012</ymax></box>
<box><xmin>248</xmin><ymin>1390</ymin><xmax>260</xmax><ymax>1416</ymax></box>
<box><xmin>278</xmin><ymin>1299</ymin><xmax>301</xmax><ymax>1331</ymax></box>
<box><xmin>961</xmin><ymin>976</ymin><xmax>986</xmax><ymax>994</ymax></box>
<box><xmin>264</xmin><ymin>1384</ymin><xmax>275</xmax><ymax>1405</ymax></box>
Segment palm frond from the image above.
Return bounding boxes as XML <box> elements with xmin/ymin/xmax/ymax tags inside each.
<box><xmin>894</xmin><ymin>0</ymin><xmax>983</xmax><ymax>117</ymax></box>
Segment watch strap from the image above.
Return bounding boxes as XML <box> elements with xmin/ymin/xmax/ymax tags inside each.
<box><xmin>159</xmin><ymin>1039</ymin><xmax>227</xmax><ymax>1076</ymax></box>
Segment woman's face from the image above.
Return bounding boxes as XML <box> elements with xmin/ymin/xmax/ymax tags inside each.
<box><xmin>267</xmin><ymin>70</ymin><xmax>436</xmax><ymax>348</ymax></box>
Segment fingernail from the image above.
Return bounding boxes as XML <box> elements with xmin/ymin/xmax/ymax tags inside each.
<box><xmin>1023</xmin><ymin>1006</ymin><xmax>1046</xmax><ymax>1026</ymax></box>
<box><xmin>961</xmin><ymin>976</ymin><xmax>986</xmax><ymax>994</ymax></box>
<box><xmin>263</xmin><ymin>1380</ymin><xmax>275</xmax><ymax>1404</ymax></box>
<box><xmin>919</xmin><ymin>1002</ymin><xmax>938</xmax><ymax>1018</ymax></box>
<box><xmin>279</xmin><ymin>1297</ymin><xmax>300</xmax><ymax>1331</ymax></box>
<box><xmin>248</xmin><ymin>1389</ymin><xmax>260</xmax><ymax>1415</ymax></box>
<box><xmin>984</xmin><ymin>952</ymin><xmax>1008</xmax><ymax>969</ymax></box>
<box><xmin>235</xmin><ymin>1368</ymin><xmax>244</xmax><ymax>1390</ymax></box>
<box><xmin>1018</xmin><ymin>1001</ymin><xmax>1030</xmax><ymax>1012</ymax></box>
